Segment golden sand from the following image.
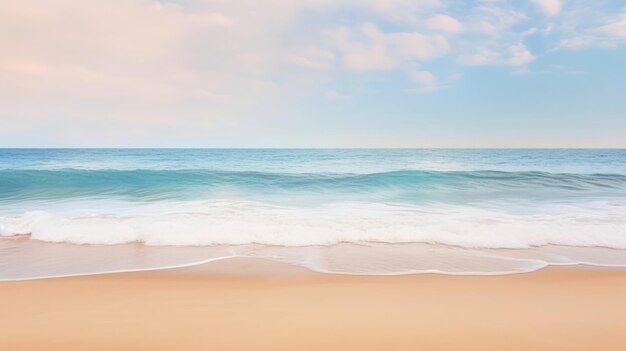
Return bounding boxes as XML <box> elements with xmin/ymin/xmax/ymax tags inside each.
<box><xmin>1</xmin><ymin>259</ymin><xmax>625</xmax><ymax>351</ymax></box>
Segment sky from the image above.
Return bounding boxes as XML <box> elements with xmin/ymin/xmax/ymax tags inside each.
<box><xmin>1</xmin><ymin>0</ymin><xmax>625</xmax><ymax>148</ymax></box>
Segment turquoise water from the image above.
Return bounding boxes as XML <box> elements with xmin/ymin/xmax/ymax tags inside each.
<box><xmin>2</xmin><ymin>148</ymin><xmax>626</xmax><ymax>207</ymax></box>
<box><xmin>1</xmin><ymin>149</ymin><xmax>625</xmax><ymax>278</ymax></box>
<box><xmin>2</xmin><ymin>149</ymin><xmax>625</xmax><ymax>173</ymax></box>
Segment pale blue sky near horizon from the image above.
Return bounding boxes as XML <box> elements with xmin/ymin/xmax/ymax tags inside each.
<box><xmin>1</xmin><ymin>0</ymin><xmax>625</xmax><ymax>148</ymax></box>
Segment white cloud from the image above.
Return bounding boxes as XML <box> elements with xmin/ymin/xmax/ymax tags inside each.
<box><xmin>505</xmin><ymin>43</ymin><xmax>535</xmax><ymax>66</ymax></box>
<box><xmin>426</xmin><ymin>14</ymin><xmax>463</xmax><ymax>33</ymax></box>
<box><xmin>286</xmin><ymin>47</ymin><xmax>336</xmax><ymax>69</ymax></box>
<box><xmin>457</xmin><ymin>50</ymin><xmax>498</xmax><ymax>66</ymax></box>
<box><xmin>387</xmin><ymin>32</ymin><xmax>450</xmax><ymax>61</ymax></box>
<box><xmin>521</xmin><ymin>27</ymin><xmax>540</xmax><ymax>37</ymax></box>
<box><xmin>455</xmin><ymin>3</ymin><xmax>537</xmax><ymax>68</ymax></box>
<box><xmin>558</xmin><ymin>9</ymin><xmax>626</xmax><ymax>50</ymax></box>
<box><xmin>458</xmin><ymin>44</ymin><xmax>534</xmax><ymax>66</ymax></box>
<box><xmin>531</xmin><ymin>0</ymin><xmax>563</xmax><ymax>17</ymax></box>
<box><xmin>558</xmin><ymin>36</ymin><xmax>591</xmax><ymax>49</ymax></box>
<box><xmin>328</xmin><ymin>23</ymin><xmax>449</xmax><ymax>71</ymax></box>
<box><xmin>410</xmin><ymin>70</ymin><xmax>437</xmax><ymax>85</ymax></box>
<box><xmin>342</xmin><ymin>45</ymin><xmax>396</xmax><ymax>70</ymax></box>
<box><xmin>597</xmin><ymin>10</ymin><xmax>626</xmax><ymax>38</ymax></box>
<box><xmin>468</xmin><ymin>5</ymin><xmax>526</xmax><ymax>36</ymax></box>
<box><xmin>558</xmin><ymin>36</ymin><xmax>616</xmax><ymax>49</ymax></box>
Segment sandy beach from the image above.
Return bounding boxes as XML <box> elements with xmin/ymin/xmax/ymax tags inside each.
<box><xmin>1</xmin><ymin>259</ymin><xmax>625</xmax><ymax>351</ymax></box>
<box><xmin>3</xmin><ymin>0</ymin><xmax>626</xmax><ymax>348</ymax></box>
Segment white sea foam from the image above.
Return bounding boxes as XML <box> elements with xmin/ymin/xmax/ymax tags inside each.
<box><xmin>2</xmin><ymin>200</ymin><xmax>625</xmax><ymax>279</ymax></box>
<box><xmin>1</xmin><ymin>201</ymin><xmax>625</xmax><ymax>249</ymax></box>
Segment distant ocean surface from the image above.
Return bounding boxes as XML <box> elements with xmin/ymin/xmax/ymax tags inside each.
<box><xmin>1</xmin><ymin>149</ymin><xmax>626</xmax><ymax>279</ymax></box>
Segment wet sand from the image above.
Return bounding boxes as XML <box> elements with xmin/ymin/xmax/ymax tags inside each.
<box><xmin>1</xmin><ymin>259</ymin><xmax>625</xmax><ymax>351</ymax></box>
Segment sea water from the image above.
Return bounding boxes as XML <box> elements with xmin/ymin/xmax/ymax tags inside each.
<box><xmin>1</xmin><ymin>148</ymin><xmax>625</xmax><ymax>279</ymax></box>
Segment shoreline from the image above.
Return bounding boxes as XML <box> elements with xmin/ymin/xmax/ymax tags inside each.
<box><xmin>2</xmin><ymin>258</ymin><xmax>626</xmax><ymax>350</ymax></box>
<box><xmin>4</xmin><ymin>237</ymin><xmax>626</xmax><ymax>280</ymax></box>
<box><xmin>3</xmin><ymin>255</ymin><xmax>626</xmax><ymax>282</ymax></box>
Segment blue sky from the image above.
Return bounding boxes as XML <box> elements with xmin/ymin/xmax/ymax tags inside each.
<box><xmin>1</xmin><ymin>0</ymin><xmax>625</xmax><ymax>147</ymax></box>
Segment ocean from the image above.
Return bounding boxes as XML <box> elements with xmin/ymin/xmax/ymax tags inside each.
<box><xmin>1</xmin><ymin>148</ymin><xmax>625</xmax><ymax>279</ymax></box>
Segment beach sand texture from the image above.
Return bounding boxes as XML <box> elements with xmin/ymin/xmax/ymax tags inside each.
<box><xmin>1</xmin><ymin>259</ymin><xmax>625</xmax><ymax>351</ymax></box>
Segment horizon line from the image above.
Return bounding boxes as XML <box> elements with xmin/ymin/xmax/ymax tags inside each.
<box><xmin>1</xmin><ymin>147</ymin><xmax>625</xmax><ymax>150</ymax></box>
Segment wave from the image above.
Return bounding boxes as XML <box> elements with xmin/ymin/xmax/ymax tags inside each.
<box><xmin>1</xmin><ymin>201</ymin><xmax>625</xmax><ymax>249</ymax></box>
<box><xmin>3</xmin><ymin>150</ymin><xmax>626</xmax><ymax>279</ymax></box>
<box><xmin>1</xmin><ymin>169</ymin><xmax>625</xmax><ymax>204</ymax></box>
